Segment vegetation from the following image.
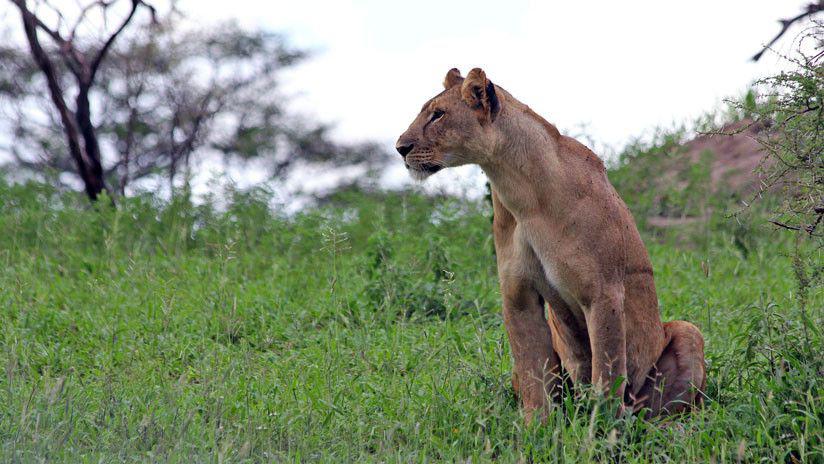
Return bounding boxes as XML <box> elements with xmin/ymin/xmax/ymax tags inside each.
<box><xmin>738</xmin><ymin>53</ymin><xmax>822</xmax><ymax>239</ymax></box>
<box><xmin>0</xmin><ymin>178</ymin><xmax>820</xmax><ymax>462</ymax></box>
<box><xmin>1</xmin><ymin>1</ymin><xmax>385</xmax><ymax>198</ymax></box>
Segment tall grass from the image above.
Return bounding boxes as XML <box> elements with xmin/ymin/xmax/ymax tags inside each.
<box><xmin>0</xmin><ymin>179</ymin><xmax>820</xmax><ymax>462</ymax></box>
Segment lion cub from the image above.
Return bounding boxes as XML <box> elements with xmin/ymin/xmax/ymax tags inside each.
<box><xmin>396</xmin><ymin>68</ymin><xmax>706</xmax><ymax>421</ymax></box>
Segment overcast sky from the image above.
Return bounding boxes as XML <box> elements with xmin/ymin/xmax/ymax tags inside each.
<box><xmin>182</xmin><ymin>1</ymin><xmax>806</xmax><ymax>143</ymax></box>
<box><xmin>178</xmin><ymin>0</ymin><xmax>811</xmax><ymax>193</ymax></box>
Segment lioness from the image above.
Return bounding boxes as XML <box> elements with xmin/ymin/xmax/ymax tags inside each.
<box><xmin>396</xmin><ymin>68</ymin><xmax>706</xmax><ymax>421</ymax></box>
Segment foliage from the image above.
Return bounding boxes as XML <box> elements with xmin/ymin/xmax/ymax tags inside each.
<box><xmin>0</xmin><ymin>180</ymin><xmax>820</xmax><ymax>462</ymax></box>
<box><xmin>729</xmin><ymin>22</ymin><xmax>823</xmax><ymax>241</ymax></box>
<box><xmin>609</xmin><ymin>128</ymin><xmax>694</xmax><ymax>222</ymax></box>
<box><xmin>0</xmin><ymin>5</ymin><xmax>386</xmax><ymax>196</ymax></box>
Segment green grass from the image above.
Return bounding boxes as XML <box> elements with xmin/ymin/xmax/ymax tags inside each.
<box><xmin>0</xmin><ymin>180</ymin><xmax>821</xmax><ymax>462</ymax></box>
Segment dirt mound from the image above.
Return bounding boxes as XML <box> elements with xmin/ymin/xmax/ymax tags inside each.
<box><xmin>624</xmin><ymin>119</ymin><xmax>772</xmax><ymax>228</ymax></box>
<box><xmin>680</xmin><ymin>119</ymin><xmax>768</xmax><ymax>193</ymax></box>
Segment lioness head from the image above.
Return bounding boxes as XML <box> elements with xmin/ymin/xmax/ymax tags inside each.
<box><xmin>395</xmin><ymin>67</ymin><xmax>501</xmax><ymax>180</ymax></box>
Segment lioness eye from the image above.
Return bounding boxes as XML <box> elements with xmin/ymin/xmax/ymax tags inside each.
<box><xmin>430</xmin><ymin>110</ymin><xmax>445</xmax><ymax>122</ymax></box>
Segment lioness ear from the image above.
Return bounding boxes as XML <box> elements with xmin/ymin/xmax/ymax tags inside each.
<box><xmin>443</xmin><ymin>68</ymin><xmax>464</xmax><ymax>89</ymax></box>
<box><xmin>460</xmin><ymin>67</ymin><xmax>500</xmax><ymax>124</ymax></box>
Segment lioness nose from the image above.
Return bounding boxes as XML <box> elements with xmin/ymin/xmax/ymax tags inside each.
<box><xmin>395</xmin><ymin>143</ymin><xmax>414</xmax><ymax>157</ymax></box>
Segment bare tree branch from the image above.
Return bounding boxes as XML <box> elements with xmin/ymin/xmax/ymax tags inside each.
<box><xmin>88</xmin><ymin>0</ymin><xmax>155</xmax><ymax>83</ymax></box>
<box><xmin>752</xmin><ymin>1</ymin><xmax>824</xmax><ymax>61</ymax></box>
<box><xmin>69</xmin><ymin>0</ymin><xmax>114</xmax><ymax>42</ymax></box>
<box><xmin>9</xmin><ymin>0</ymin><xmax>66</xmax><ymax>44</ymax></box>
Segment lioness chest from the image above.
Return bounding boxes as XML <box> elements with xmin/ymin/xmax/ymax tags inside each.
<box><xmin>507</xmin><ymin>220</ymin><xmax>599</xmax><ymax>381</ymax></box>
<box><xmin>512</xmin><ymin>222</ymin><xmax>590</xmax><ymax>325</ymax></box>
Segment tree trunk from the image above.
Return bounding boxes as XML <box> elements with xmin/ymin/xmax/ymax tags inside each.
<box><xmin>75</xmin><ymin>85</ymin><xmax>110</xmax><ymax>199</ymax></box>
<box><xmin>18</xmin><ymin>5</ymin><xmax>106</xmax><ymax>201</ymax></box>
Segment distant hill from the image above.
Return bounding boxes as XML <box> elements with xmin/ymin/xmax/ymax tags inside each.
<box><xmin>609</xmin><ymin>119</ymin><xmax>770</xmax><ymax>229</ymax></box>
<box><xmin>677</xmin><ymin>119</ymin><xmax>768</xmax><ymax>194</ymax></box>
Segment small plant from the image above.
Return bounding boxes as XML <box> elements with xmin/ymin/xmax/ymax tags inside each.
<box><xmin>362</xmin><ymin>229</ymin><xmax>464</xmax><ymax>320</ymax></box>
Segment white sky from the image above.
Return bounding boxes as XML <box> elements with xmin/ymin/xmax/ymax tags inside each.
<box><xmin>181</xmin><ymin>1</ymin><xmax>810</xmax><ymax>145</ymax></box>
<box><xmin>179</xmin><ymin>0</ymin><xmax>811</xmax><ymax>193</ymax></box>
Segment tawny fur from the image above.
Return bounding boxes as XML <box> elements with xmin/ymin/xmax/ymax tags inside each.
<box><xmin>396</xmin><ymin>68</ymin><xmax>707</xmax><ymax>422</ymax></box>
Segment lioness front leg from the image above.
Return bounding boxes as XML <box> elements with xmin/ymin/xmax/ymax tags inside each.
<box><xmin>585</xmin><ymin>287</ymin><xmax>628</xmax><ymax>400</ymax></box>
<box><xmin>501</xmin><ymin>277</ymin><xmax>561</xmax><ymax>423</ymax></box>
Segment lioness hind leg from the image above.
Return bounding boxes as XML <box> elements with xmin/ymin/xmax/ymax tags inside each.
<box><xmin>636</xmin><ymin>321</ymin><xmax>706</xmax><ymax>417</ymax></box>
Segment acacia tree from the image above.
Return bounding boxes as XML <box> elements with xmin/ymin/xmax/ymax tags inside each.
<box><xmin>732</xmin><ymin>7</ymin><xmax>823</xmax><ymax>309</ymax></box>
<box><xmin>743</xmin><ymin>4</ymin><xmax>823</xmax><ymax>239</ymax></box>
<box><xmin>6</xmin><ymin>0</ymin><xmax>157</xmax><ymax>200</ymax></box>
<box><xmin>2</xmin><ymin>3</ymin><xmax>386</xmax><ymax>198</ymax></box>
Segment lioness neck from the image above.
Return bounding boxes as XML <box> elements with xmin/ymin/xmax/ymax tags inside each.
<box><xmin>479</xmin><ymin>103</ymin><xmax>574</xmax><ymax>221</ymax></box>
